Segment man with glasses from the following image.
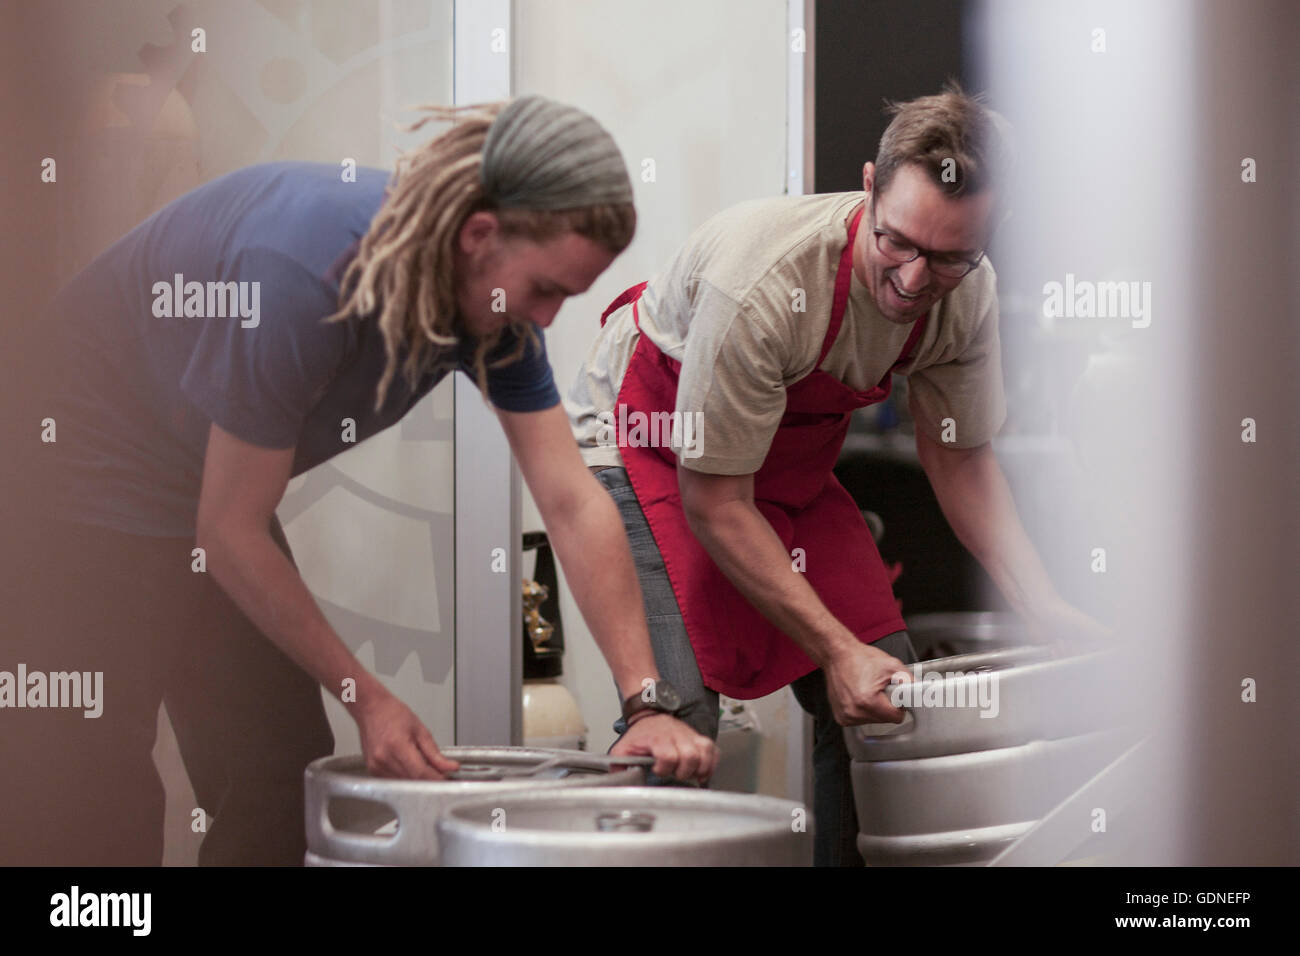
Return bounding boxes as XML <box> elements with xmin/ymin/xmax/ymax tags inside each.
<box><xmin>566</xmin><ymin>85</ymin><xmax>1107</xmax><ymax>866</ymax></box>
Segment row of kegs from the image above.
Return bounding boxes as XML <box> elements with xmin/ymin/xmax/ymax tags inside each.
<box><xmin>304</xmin><ymin>748</ymin><xmax>812</xmax><ymax>866</ymax></box>
<box><xmin>847</xmin><ymin>613</ymin><xmax>1139</xmax><ymax>866</ymax></box>
<box><xmin>304</xmin><ymin>614</ymin><xmax>1137</xmax><ymax>866</ymax></box>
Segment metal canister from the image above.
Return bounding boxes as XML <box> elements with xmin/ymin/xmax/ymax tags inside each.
<box><xmin>846</xmin><ymin>644</ymin><xmax>1138</xmax><ymax>866</ymax></box>
<box><xmin>904</xmin><ymin>611</ymin><xmax>1029</xmax><ymax>661</ymax></box>
<box><xmin>303</xmin><ymin>747</ymin><xmax>648</xmax><ymax>866</ymax></box>
<box><xmin>436</xmin><ymin>787</ymin><xmax>813</xmax><ymax>866</ymax></box>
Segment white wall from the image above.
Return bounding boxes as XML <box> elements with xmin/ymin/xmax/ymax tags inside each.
<box><xmin>512</xmin><ymin>0</ymin><xmax>797</xmax><ymax>790</ymax></box>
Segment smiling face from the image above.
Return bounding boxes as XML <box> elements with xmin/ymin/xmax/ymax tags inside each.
<box><xmin>855</xmin><ymin>162</ymin><xmax>996</xmax><ymax>325</ymax></box>
<box><xmin>452</xmin><ymin>211</ymin><xmax>618</xmax><ymax>338</ymax></box>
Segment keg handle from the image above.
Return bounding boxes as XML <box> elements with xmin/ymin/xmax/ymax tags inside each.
<box><xmin>587</xmin><ymin>754</ymin><xmax>656</xmax><ymax>770</ymax></box>
<box><xmin>864</xmin><ymin>647</ymin><xmax>1053</xmax><ymax>735</ymax></box>
<box><xmin>446</xmin><ymin>753</ymin><xmax>654</xmax><ymax>781</ymax></box>
<box><xmin>862</xmin><ymin>664</ymin><xmax>1013</xmax><ymax>738</ymax></box>
<box><xmin>317</xmin><ymin>800</ymin><xmax>399</xmax><ymax>853</ymax></box>
<box><xmin>310</xmin><ymin>774</ymin><xmax>408</xmax><ymax>858</ymax></box>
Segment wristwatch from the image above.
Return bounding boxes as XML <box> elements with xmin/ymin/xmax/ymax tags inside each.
<box><xmin>621</xmin><ymin>678</ymin><xmax>684</xmax><ymax>725</ymax></box>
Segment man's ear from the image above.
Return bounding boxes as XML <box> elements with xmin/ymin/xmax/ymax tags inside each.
<box><xmin>862</xmin><ymin>161</ymin><xmax>876</xmax><ymax>198</ymax></box>
<box><xmin>457</xmin><ymin>210</ymin><xmax>499</xmax><ymax>256</ymax></box>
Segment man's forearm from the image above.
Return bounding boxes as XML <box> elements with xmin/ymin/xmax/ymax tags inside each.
<box><xmin>202</xmin><ymin>525</ymin><xmax>388</xmax><ymax>707</ymax></box>
<box><xmin>543</xmin><ymin>478</ymin><xmax>661</xmax><ymax>700</ymax></box>
<box><xmin>686</xmin><ymin>499</ymin><xmax>859</xmax><ymax>667</ymax></box>
<box><xmin>922</xmin><ymin>445</ymin><xmax>1060</xmax><ymax>615</ymax></box>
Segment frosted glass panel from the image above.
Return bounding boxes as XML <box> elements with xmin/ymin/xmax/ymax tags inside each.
<box><xmin>43</xmin><ymin>0</ymin><xmax>456</xmax><ymax>864</ymax></box>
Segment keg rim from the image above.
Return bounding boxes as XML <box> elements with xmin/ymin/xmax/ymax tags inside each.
<box><xmin>436</xmin><ymin>785</ymin><xmax>810</xmax><ymax>846</ymax></box>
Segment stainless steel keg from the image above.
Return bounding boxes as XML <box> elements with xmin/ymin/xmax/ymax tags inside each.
<box><xmin>846</xmin><ymin>644</ymin><xmax>1138</xmax><ymax>866</ymax></box>
<box><xmin>437</xmin><ymin>787</ymin><xmax>813</xmax><ymax>866</ymax></box>
<box><xmin>304</xmin><ymin>747</ymin><xmax>649</xmax><ymax>866</ymax></box>
<box><xmin>904</xmin><ymin>611</ymin><xmax>1030</xmax><ymax>660</ymax></box>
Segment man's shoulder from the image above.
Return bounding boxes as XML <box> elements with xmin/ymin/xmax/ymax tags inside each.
<box><xmin>693</xmin><ymin>191</ymin><xmax>859</xmax><ymax>247</ymax></box>
<box><xmin>111</xmin><ymin>161</ymin><xmax>387</xmax><ymax>274</ymax></box>
<box><xmin>227</xmin><ymin>162</ymin><xmax>390</xmax><ymax>282</ymax></box>
<box><xmin>188</xmin><ymin>160</ymin><xmax>389</xmax><ymax>200</ymax></box>
<box><xmin>678</xmin><ymin>192</ymin><xmax>861</xmax><ymax>301</ymax></box>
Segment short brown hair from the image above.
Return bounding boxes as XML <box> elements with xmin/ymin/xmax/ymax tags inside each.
<box><xmin>874</xmin><ymin>81</ymin><xmax>1014</xmax><ymax>204</ymax></box>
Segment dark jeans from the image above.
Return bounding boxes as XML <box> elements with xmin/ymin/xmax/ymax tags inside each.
<box><xmin>596</xmin><ymin>466</ymin><xmax>917</xmax><ymax>867</ymax></box>
<box><xmin>0</xmin><ymin>517</ymin><xmax>334</xmax><ymax>865</ymax></box>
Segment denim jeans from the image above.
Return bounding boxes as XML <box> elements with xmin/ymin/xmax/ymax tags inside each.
<box><xmin>596</xmin><ymin>466</ymin><xmax>918</xmax><ymax>867</ymax></box>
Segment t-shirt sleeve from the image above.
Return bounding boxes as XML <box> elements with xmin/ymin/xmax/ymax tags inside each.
<box><xmin>180</xmin><ymin>246</ymin><xmax>349</xmax><ymax>449</ymax></box>
<box><xmin>470</xmin><ymin>326</ymin><xmax>561</xmax><ymax>412</ymax></box>
<box><xmin>906</xmin><ymin>296</ymin><xmax>1007</xmax><ymax>449</ymax></box>
<box><xmin>674</xmin><ymin>280</ymin><xmax>789</xmax><ymax>475</ymax></box>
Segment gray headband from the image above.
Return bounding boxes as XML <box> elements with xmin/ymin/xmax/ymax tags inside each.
<box><xmin>479</xmin><ymin>95</ymin><xmax>634</xmax><ymax>210</ymax></box>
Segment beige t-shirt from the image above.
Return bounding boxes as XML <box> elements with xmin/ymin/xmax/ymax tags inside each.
<box><xmin>566</xmin><ymin>191</ymin><xmax>1006</xmax><ymax>474</ymax></box>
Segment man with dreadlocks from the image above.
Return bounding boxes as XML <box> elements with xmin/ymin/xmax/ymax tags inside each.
<box><xmin>13</xmin><ymin>96</ymin><xmax>715</xmax><ymax>866</ymax></box>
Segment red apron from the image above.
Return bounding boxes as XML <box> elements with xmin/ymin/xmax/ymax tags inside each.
<box><xmin>601</xmin><ymin>203</ymin><xmax>927</xmax><ymax>699</ymax></box>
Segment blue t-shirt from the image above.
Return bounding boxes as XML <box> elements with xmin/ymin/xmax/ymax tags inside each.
<box><xmin>45</xmin><ymin>161</ymin><xmax>559</xmax><ymax>537</ymax></box>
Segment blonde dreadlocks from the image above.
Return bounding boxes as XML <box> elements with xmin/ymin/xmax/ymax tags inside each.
<box><xmin>325</xmin><ymin>97</ymin><xmax>636</xmax><ymax>411</ymax></box>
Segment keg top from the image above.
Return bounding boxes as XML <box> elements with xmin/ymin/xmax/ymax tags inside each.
<box><xmin>440</xmin><ymin>787</ymin><xmax>805</xmax><ymax>837</ymax></box>
<box><xmin>306</xmin><ymin>748</ymin><xmax>652</xmax><ymax>787</ymax></box>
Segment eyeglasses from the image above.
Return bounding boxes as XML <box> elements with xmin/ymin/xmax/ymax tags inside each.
<box><xmin>869</xmin><ymin>199</ymin><xmax>985</xmax><ymax>279</ymax></box>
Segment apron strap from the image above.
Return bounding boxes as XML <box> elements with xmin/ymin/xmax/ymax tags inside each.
<box><xmin>600</xmin><ymin>281</ymin><xmax>649</xmax><ymax>328</ymax></box>
<box><xmin>820</xmin><ymin>200</ymin><xmax>928</xmax><ymax>377</ymax></box>
<box><xmin>817</xmin><ymin>203</ymin><xmax>865</xmax><ymax>366</ymax></box>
